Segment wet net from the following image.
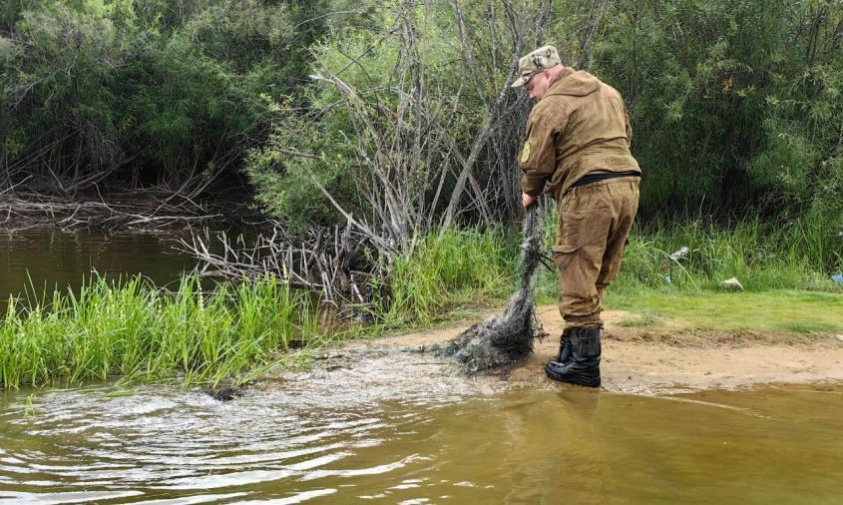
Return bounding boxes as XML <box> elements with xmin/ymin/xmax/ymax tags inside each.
<box><xmin>436</xmin><ymin>206</ymin><xmax>547</xmax><ymax>372</ymax></box>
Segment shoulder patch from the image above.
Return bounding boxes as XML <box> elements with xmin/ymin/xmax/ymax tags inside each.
<box><xmin>519</xmin><ymin>141</ymin><xmax>532</xmax><ymax>164</ymax></box>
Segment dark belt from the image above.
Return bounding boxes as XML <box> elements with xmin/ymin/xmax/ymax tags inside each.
<box><xmin>571</xmin><ymin>171</ymin><xmax>640</xmax><ymax>188</ymax></box>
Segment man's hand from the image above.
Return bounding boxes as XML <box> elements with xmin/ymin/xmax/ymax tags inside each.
<box><xmin>522</xmin><ymin>192</ymin><xmax>536</xmax><ymax>208</ymax></box>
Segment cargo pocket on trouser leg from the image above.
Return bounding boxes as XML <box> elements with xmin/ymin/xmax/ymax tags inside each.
<box><xmin>552</xmin><ymin>244</ymin><xmax>598</xmax><ymax>327</ymax></box>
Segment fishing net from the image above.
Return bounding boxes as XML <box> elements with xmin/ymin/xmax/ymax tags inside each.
<box><xmin>436</xmin><ymin>206</ymin><xmax>548</xmax><ymax>372</ymax></box>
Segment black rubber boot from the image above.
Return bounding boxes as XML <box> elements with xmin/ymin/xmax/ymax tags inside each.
<box><xmin>556</xmin><ymin>329</ymin><xmax>572</xmax><ymax>364</ymax></box>
<box><xmin>545</xmin><ymin>327</ymin><xmax>601</xmax><ymax>388</ymax></box>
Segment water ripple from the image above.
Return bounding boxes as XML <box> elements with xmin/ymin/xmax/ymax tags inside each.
<box><xmin>0</xmin><ymin>383</ymin><xmax>444</xmax><ymax>504</ymax></box>
<box><xmin>5</xmin><ymin>371</ymin><xmax>836</xmax><ymax>503</ymax></box>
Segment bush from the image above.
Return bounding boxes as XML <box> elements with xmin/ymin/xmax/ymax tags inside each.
<box><xmin>594</xmin><ymin>0</ymin><xmax>843</xmax><ymax>220</ymax></box>
<box><xmin>1</xmin><ymin>0</ymin><xmax>331</xmax><ymax>193</ymax></box>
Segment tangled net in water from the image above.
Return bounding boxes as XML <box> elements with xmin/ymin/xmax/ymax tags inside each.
<box><xmin>436</xmin><ymin>206</ymin><xmax>548</xmax><ymax>372</ymax></box>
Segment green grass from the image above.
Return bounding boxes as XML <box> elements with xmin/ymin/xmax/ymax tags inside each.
<box><xmin>2</xmin><ymin>210</ymin><xmax>840</xmax><ymax>389</ymax></box>
<box><xmin>378</xmin><ymin>209</ymin><xmax>843</xmax><ymax>337</ymax></box>
<box><xmin>615</xmin><ymin>214</ymin><xmax>843</xmax><ymax>292</ymax></box>
<box><xmin>606</xmin><ymin>289</ymin><xmax>843</xmax><ymax>334</ymax></box>
<box><xmin>377</xmin><ymin>227</ymin><xmax>519</xmax><ymax>326</ymax></box>
<box><xmin>0</xmin><ymin>275</ymin><xmax>320</xmax><ymax>389</ymax></box>
<box><xmin>0</xmin><ymin>227</ymin><xmax>519</xmax><ymax>390</ymax></box>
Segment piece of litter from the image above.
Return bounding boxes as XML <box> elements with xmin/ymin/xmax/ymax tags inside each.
<box><xmin>832</xmin><ymin>274</ymin><xmax>843</xmax><ymax>284</ymax></box>
<box><xmin>721</xmin><ymin>277</ymin><xmax>744</xmax><ymax>291</ymax></box>
<box><xmin>836</xmin><ymin>335</ymin><xmax>843</xmax><ymax>343</ymax></box>
<box><xmin>669</xmin><ymin>246</ymin><xmax>690</xmax><ymax>260</ymax></box>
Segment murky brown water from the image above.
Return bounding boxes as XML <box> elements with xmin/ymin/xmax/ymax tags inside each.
<box><xmin>2</xmin><ymin>230</ymin><xmax>842</xmax><ymax>503</ymax></box>
<box><xmin>0</xmin><ymin>228</ymin><xmax>200</xmax><ymax>305</ymax></box>
<box><xmin>1</xmin><ymin>383</ymin><xmax>841</xmax><ymax>504</ymax></box>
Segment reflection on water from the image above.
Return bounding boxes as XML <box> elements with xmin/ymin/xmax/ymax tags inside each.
<box><xmin>0</xmin><ymin>228</ymin><xmax>206</xmax><ymax>307</ymax></box>
<box><xmin>2</xmin><ymin>229</ymin><xmax>842</xmax><ymax>503</ymax></box>
<box><xmin>1</xmin><ymin>383</ymin><xmax>841</xmax><ymax>504</ymax></box>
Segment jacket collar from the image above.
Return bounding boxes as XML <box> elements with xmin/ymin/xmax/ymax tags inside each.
<box><xmin>548</xmin><ymin>67</ymin><xmax>576</xmax><ymax>88</ymax></box>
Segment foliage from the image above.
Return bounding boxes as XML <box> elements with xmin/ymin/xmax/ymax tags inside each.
<box><xmin>1</xmin><ymin>0</ymin><xmax>333</xmax><ymax>194</ymax></box>
<box><xmin>594</xmin><ymin>0</ymin><xmax>843</xmax><ymax>221</ymax></box>
<box><xmin>0</xmin><ymin>275</ymin><xmax>318</xmax><ymax>389</ymax></box>
<box><xmin>376</xmin><ymin>227</ymin><xmax>519</xmax><ymax>325</ymax></box>
<box><xmin>6</xmin><ymin>0</ymin><xmax>841</xmax><ymax>237</ymax></box>
<box><xmin>245</xmin><ymin>0</ymin><xmax>545</xmax><ymax>235</ymax></box>
<box><xmin>246</xmin><ymin>0</ymin><xmax>842</xmax><ymax>276</ymax></box>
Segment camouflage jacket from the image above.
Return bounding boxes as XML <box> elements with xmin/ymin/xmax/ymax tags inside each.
<box><xmin>518</xmin><ymin>68</ymin><xmax>640</xmax><ymax>199</ymax></box>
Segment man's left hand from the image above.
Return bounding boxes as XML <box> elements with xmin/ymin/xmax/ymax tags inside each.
<box><xmin>522</xmin><ymin>192</ymin><xmax>536</xmax><ymax>208</ymax></box>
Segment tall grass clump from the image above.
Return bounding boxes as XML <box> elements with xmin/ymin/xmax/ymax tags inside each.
<box><xmin>614</xmin><ymin>215</ymin><xmax>843</xmax><ymax>293</ymax></box>
<box><xmin>381</xmin><ymin>228</ymin><xmax>519</xmax><ymax>325</ymax></box>
<box><xmin>0</xmin><ymin>275</ymin><xmax>315</xmax><ymax>389</ymax></box>
<box><xmin>532</xmin><ymin>204</ymin><xmax>842</xmax><ymax>298</ymax></box>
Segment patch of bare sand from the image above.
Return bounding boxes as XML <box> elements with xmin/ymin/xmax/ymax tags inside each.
<box><xmin>328</xmin><ymin>305</ymin><xmax>843</xmax><ymax>396</ymax></box>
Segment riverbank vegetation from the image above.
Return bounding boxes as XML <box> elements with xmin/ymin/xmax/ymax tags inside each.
<box><xmin>2</xmin><ymin>0</ymin><xmax>331</xmax><ymax>199</ymax></box>
<box><xmin>1</xmin><ymin>220</ymin><xmax>840</xmax><ymax>389</ymax></box>
<box><xmin>2</xmin><ymin>1</ymin><xmax>842</xmax><ymax>386</ymax></box>
<box><xmin>0</xmin><ymin>276</ymin><xmax>319</xmax><ymax>388</ymax></box>
<box><xmin>5</xmin><ymin>1</ymin><xmax>841</xmax><ymax>226</ymax></box>
<box><xmin>610</xmin><ymin>290</ymin><xmax>843</xmax><ymax>337</ymax></box>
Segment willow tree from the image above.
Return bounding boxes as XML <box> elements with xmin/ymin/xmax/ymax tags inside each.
<box><xmin>1</xmin><ymin>0</ymin><xmax>329</xmax><ymax>197</ymax></box>
<box><xmin>246</xmin><ymin>0</ymin><xmax>555</xmax><ymax>253</ymax></box>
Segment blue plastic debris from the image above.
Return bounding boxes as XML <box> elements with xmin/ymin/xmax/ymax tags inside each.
<box><xmin>833</xmin><ymin>274</ymin><xmax>843</xmax><ymax>284</ymax></box>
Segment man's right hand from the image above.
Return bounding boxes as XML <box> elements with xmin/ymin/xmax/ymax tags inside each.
<box><xmin>522</xmin><ymin>192</ymin><xmax>536</xmax><ymax>208</ymax></box>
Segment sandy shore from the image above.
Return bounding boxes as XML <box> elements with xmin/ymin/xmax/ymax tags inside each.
<box><xmin>305</xmin><ymin>305</ymin><xmax>843</xmax><ymax>397</ymax></box>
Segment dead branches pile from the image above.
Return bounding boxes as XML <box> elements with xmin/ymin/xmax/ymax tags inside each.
<box><xmin>0</xmin><ymin>192</ymin><xmax>219</xmax><ymax>231</ymax></box>
<box><xmin>176</xmin><ymin>222</ymin><xmax>380</xmax><ymax>307</ymax></box>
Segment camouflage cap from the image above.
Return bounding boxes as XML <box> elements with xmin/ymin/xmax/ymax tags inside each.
<box><xmin>511</xmin><ymin>45</ymin><xmax>562</xmax><ymax>88</ymax></box>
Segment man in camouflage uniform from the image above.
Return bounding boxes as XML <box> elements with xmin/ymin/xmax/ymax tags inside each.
<box><xmin>512</xmin><ymin>45</ymin><xmax>641</xmax><ymax>388</ymax></box>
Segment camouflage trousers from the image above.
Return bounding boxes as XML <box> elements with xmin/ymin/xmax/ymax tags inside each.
<box><xmin>552</xmin><ymin>178</ymin><xmax>640</xmax><ymax>329</ymax></box>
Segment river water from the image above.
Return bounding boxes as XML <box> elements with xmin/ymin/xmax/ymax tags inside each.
<box><xmin>0</xmin><ymin>228</ymin><xmax>200</xmax><ymax>305</ymax></box>
<box><xmin>2</xmin><ymin>229</ymin><xmax>843</xmax><ymax>503</ymax></box>
<box><xmin>1</xmin><ymin>383</ymin><xmax>842</xmax><ymax>504</ymax></box>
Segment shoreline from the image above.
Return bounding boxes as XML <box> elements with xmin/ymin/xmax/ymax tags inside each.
<box><xmin>269</xmin><ymin>305</ymin><xmax>843</xmax><ymax>399</ymax></box>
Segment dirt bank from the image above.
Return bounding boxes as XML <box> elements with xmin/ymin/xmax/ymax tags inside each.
<box><xmin>270</xmin><ymin>305</ymin><xmax>843</xmax><ymax>399</ymax></box>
